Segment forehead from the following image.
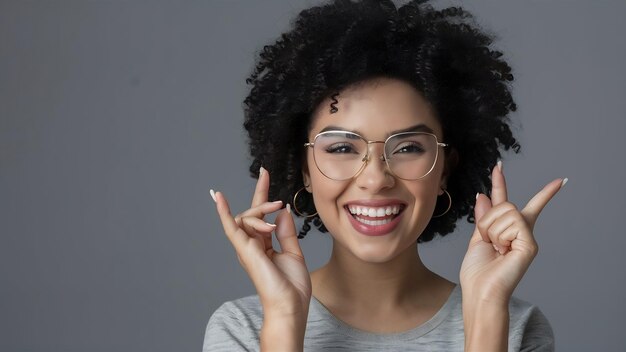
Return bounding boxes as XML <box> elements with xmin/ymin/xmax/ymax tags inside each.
<box><xmin>309</xmin><ymin>78</ymin><xmax>442</xmax><ymax>139</ymax></box>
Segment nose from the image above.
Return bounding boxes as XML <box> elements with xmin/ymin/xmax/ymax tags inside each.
<box><xmin>354</xmin><ymin>142</ymin><xmax>395</xmax><ymax>192</ymax></box>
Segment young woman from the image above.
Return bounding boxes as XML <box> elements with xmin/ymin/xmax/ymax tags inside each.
<box><xmin>205</xmin><ymin>1</ymin><xmax>564</xmax><ymax>350</ymax></box>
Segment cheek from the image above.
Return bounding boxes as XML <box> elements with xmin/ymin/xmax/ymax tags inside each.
<box><xmin>310</xmin><ymin>173</ymin><xmax>344</xmax><ymax>206</ymax></box>
<box><xmin>406</xmin><ymin>176</ymin><xmax>443</xmax><ymax>229</ymax></box>
<box><xmin>410</xmin><ymin>184</ymin><xmax>438</xmax><ymax>211</ymax></box>
<box><xmin>309</xmin><ymin>175</ymin><xmax>348</xmax><ymax>229</ymax></box>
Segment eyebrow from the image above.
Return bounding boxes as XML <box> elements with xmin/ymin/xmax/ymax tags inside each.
<box><xmin>318</xmin><ymin>123</ymin><xmax>435</xmax><ymax>137</ymax></box>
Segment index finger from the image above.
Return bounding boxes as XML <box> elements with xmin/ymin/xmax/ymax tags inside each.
<box><xmin>251</xmin><ymin>166</ymin><xmax>270</xmax><ymax>208</ymax></box>
<box><xmin>521</xmin><ymin>178</ymin><xmax>567</xmax><ymax>228</ymax></box>
<box><xmin>213</xmin><ymin>190</ymin><xmax>248</xmax><ymax>249</ymax></box>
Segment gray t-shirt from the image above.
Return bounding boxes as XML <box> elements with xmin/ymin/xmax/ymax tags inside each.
<box><xmin>203</xmin><ymin>285</ymin><xmax>554</xmax><ymax>351</ymax></box>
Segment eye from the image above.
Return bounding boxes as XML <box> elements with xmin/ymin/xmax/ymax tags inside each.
<box><xmin>394</xmin><ymin>142</ymin><xmax>425</xmax><ymax>154</ymax></box>
<box><xmin>325</xmin><ymin>143</ymin><xmax>357</xmax><ymax>154</ymax></box>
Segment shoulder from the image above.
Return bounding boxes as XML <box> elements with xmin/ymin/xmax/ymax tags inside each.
<box><xmin>507</xmin><ymin>295</ymin><xmax>555</xmax><ymax>352</ymax></box>
<box><xmin>202</xmin><ymin>295</ymin><xmax>263</xmax><ymax>352</ymax></box>
<box><xmin>210</xmin><ymin>294</ymin><xmax>263</xmax><ymax>325</ymax></box>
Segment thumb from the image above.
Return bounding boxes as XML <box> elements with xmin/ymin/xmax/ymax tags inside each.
<box><xmin>274</xmin><ymin>204</ymin><xmax>305</xmax><ymax>259</ymax></box>
<box><xmin>471</xmin><ymin>193</ymin><xmax>492</xmax><ymax>243</ymax></box>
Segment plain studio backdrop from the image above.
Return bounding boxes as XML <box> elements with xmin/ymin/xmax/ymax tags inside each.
<box><xmin>1</xmin><ymin>0</ymin><xmax>624</xmax><ymax>351</ymax></box>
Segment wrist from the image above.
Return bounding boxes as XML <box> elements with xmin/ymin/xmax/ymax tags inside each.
<box><xmin>463</xmin><ymin>300</ymin><xmax>509</xmax><ymax>352</ymax></box>
<box><xmin>460</xmin><ymin>282</ymin><xmax>511</xmax><ymax>308</ymax></box>
<box><xmin>462</xmin><ymin>291</ymin><xmax>509</xmax><ymax>309</ymax></box>
<box><xmin>261</xmin><ymin>314</ymin><xmax>307</xmax><ymax>352</ymax></box>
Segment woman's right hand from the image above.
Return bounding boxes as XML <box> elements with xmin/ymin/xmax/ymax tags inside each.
<box><xmin>211</xmin><ymin>167</ymin><xmax>312</xmax><ymax>322</ymax></box>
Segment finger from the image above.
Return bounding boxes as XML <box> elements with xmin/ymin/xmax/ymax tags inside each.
<box><xmin>274</xmin><ymin>204</ymin><xmax>305</xmax><ymax>258</ymax></box>
<box><xmin>251</xmin><ymin>166</ymin><xmax>270</xmax><ymax>208</ymax></box>
<box><xmin>490</xmin><ymin>160</ymin><xmax>508</xmax><ymax>206</ymax></box>
<box><xmin>240</xmin><ymin>216</ymin><xmax>277</xmax><ymax>235</ymax></box>
<box><xmin>476</xmin><ymin>201</ymin><xmax>517</xmax><ymax>243</ymax></box>
<box><xmin>485</xmin><ymin>209</ymin><xmax>517</xmax><ymax>245</ymax></box>
<box><xmin>240</xmin><ymin>216</ymin><xmax>276</xmax><ymax>252</ymax></box>
<box><xmin>236</xmin><ymin>200</ymin><xmax>283</xmax><ymax>222</ymax></box>
<box><xmin>213</xmin><ymin>191</ymin><xmax>248</xmax><ymax>249</ymax></box>
<box><xmin>233</xmin><ymin>200</ymin><xmax>282</xmax><ymax>254</ymax></box>
<box><xmin>494</xmin><ymin>218</ymin><xmax>528</xmax><ymax>255</ymax></box>
<box><xmin>505</xmin><ymin>223</ymin><xmax>538</xmax><ymax>258</ymax></box>
<box><xmin>498</xmin><ymin>223</ymin><xmax>520</xmax><ymax>249</ymax></box>
<box><xmin>471</xmin><ymin>193</ymin><xmax>492</xmax><ymax>243</ymax></box>
<box><xmin>521</xmin><ymin>178</ymin><xmax>567</xmax><ymax>228</ymax></box>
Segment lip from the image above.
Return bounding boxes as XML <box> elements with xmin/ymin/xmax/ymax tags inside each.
<box><xmin>343</xmin><ymin>199</ymin><xmax>407</xmax><ymax>236</ymax></box>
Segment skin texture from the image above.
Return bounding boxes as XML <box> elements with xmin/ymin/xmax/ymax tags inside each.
<box><xmin>304</xmin><ymin>79</ymin><xmax>447</xmax><ymax>264</ymax></box>
<box><xmin>304</xmin><ymin>78</ymin><xmax>457</xmax><ymax>331</ymax></box>
<box><xmin>212</xmin><ymin>77</ymin><xmax>564</xmax><ymax>351</ymax></box>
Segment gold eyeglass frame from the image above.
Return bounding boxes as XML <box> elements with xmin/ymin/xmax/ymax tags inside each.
<box><xmin>304</xmin><ymin>130</ymin><xmax>448</xmax><ymax>181</ymax></box>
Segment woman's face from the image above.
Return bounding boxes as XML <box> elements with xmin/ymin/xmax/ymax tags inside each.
<box><xmin>303</xmin><ymin>77</ymin><xmax>449</xmax><ymax>263</ymax></box>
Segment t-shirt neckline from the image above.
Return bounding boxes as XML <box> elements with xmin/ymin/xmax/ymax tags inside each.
<box><xmin>309</xmin><ymin>284</ymin><xmax>460</xmax><ymax>342</ymax></box>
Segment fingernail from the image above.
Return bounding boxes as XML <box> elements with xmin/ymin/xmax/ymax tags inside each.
<box><xmin>475</xmin><ymin>192</ymin><xmax>480</xmax><ymax>200</ymax></box>
<box><xmin>209</xmin><ymin>189</ymin><xmax>217</xmax><ymax>203</ymax></box>
<box><xmin>266</xmin><ymin>222</ymin><xmax>277</xmax><ymax>227</ymax></box>
<box><xmin>286</xmin><ymin>203</ymin><xmax>292</xmax><ymax>214</ymax></box>
<box><xmin>561</xmin><ymin>177</ymin><xmax>569</xmax><ymax>187</ymax></box>
<box><xmin>272</xmin><ymin>200</ymin><xmax>283</xmax><ymax>204</ymax></box>
<box><xmin>497</xmin><ymin>159</ymin><xmax>503</xmax><ymax>171</ymax></box>
<box><xmin>493</xmin><ymin>243</ymin><xmax>499</xmax><ymax>252</ymax></box>
<box><xmin>259</xmin><ymin>166</ymin><xmax>266</xmax><ymax>176</ymax></box>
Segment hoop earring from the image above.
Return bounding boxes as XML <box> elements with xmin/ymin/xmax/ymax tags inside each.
<box><xmin>292</xmin><ymin>187</ymin><xmax>318</xmax><ymax>218</ymax></box>
<box><xmin>432</xmin><ymin>189</ymin><xmax>451</xmax><ymax>218</ymax></box>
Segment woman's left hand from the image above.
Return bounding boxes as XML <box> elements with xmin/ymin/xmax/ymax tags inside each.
<box><xmin>460</xmin><ymin>161</ymin><xmax>566</xmax><ymax>305</ymax></box>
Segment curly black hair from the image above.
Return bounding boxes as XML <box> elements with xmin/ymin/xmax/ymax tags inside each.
<box><xmin>243</xmin><ymin>0</ymin><xmax>520</xmax><ymax>242</ymax></box>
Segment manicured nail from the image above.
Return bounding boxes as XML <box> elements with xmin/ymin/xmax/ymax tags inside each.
<box><xmin>475</xmin><ymin>192</ymin><xmax>480</xmax><ymax>200</ymax></box>
<box><xmin>497</xmin><ymin>159</ymin><xmax>502</xmax><ymax>171</ymax></box>
<box><xmin>286</xmin><ymin>203</ymin><xmax>291</xmax><ymax>214</ymax></box>
<box><xmin>266</xmin><ymin>222</ymin><xmax>277</xmax><ymax>227</ymax></box>
<box><xmin>561</xmin><ymin>177</ymin><xmax>568</xmax><ymax>187</ymax></box>
<box><xmin>493</xmin><ymin>243</ymin><xmax>499</xmax><ymax>252</ymax></box>
<box><xmin>209</xmin><ymin>189</ymin><xmax>217</xmax><ymax>203</ymax></box>
<box><xmin>272</xmin><ymin>200</ymin><xmax>283</xmax><ymax>204</ymax></box>
<box><xmin>259</xmin><ymin>166</ymin><xmax>266</xmax><ymax>176</ymax></box>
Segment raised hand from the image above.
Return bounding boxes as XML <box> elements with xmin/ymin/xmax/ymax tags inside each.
<box><xmin>460</xmin><ymin>160</ymin><xmax>566</xmax><ymax>304</ymax></box>
<box><xmin>210</xmin><ymin>167</ymin><xmax>312</xmax><ymax>320</ymax></box>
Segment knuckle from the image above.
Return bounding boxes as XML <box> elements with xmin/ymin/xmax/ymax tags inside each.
<box><xmin>477</xmin><ymin>216</ymin><xmax>488</xmax><ymax>230</ymax></box>
<box><xmin>503</xmin><ymin>208</ymin><xmax>521</xmax><ymax>220</ymax></box>
<box><xmin>487</xmin><ymin>227</ymin><xmax>498</xmax><ymax>241</ymax></box>
<box><xmin>521</xmin><ymin>238</ymin><xmax>538</xmax><ymax>257</ymax></box>
<box><xmin>499</xmin><ymin>202</ymin><xmax>517</xmax><ymax>211</ymax></box>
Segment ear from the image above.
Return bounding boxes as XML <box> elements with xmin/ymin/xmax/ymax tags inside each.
<box><xmin>439</xmin><ymin>147</ymin><xmax>459</xmax><ymax>193</ymax></box>
<box><xmin>302</xmin><ymin>165</ymin><xmax>312</xmax><ymax>192</ymax></box>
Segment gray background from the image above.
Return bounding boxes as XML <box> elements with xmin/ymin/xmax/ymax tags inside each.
<box><xmin>1</xmin><ymin>0</ymin><xmax>624</xmax><ymax>351</ymax></box>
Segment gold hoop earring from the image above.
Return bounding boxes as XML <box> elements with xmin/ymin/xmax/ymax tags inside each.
<box><xmin>292</xmin><ymin>187</ymin><xmax>318</xmax><ymax>218</ymax></box>
<box><xmin>432</xmin><ymin>189</ymin><xmax>451</xmax><ymax>218</ymax></box>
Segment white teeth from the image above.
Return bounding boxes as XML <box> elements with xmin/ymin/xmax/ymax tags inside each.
<box><xmin>355</xmin><ymin>217</ymin><xmax>392</xmax><ymax>226</ymax></box>
<box><xmin>347</xmin><ymin>205</ymin><xmax>402</xmax><ymax>218</ymax></box>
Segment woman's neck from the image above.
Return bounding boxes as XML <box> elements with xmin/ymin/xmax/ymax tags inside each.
<box><xmin>311</xmin><ymin>241</ymin><xmax>454</xmax><ymax>316</ymax></box>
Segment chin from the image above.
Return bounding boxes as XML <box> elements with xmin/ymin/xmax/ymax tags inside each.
<box><xmin>347</xmin><ymin>241</ymin><xmax>409</xmax><ymax>264</ymax></box>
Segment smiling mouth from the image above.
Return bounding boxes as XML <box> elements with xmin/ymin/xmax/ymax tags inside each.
<box><xmin>344</xmin><ymin>204</ymin><xmax>406</xmax><ymax>226</ymax></box>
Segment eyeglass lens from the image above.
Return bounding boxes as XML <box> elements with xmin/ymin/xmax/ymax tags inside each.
<box><xmin>311</xmin><ymin>131</ymin><xmax>439</xmax><ymax>180</ymax></box>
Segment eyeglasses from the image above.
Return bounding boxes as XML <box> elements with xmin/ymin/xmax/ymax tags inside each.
<box><xmin>304</xmin><ymin>130</ymin><xmax>448</xmax><ymax>181</ymax></box>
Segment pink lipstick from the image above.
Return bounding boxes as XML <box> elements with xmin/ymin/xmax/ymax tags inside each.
<box><xmin>344</xmin><ymin>200</ymin><xmax>406</xmax><ymax>236</ymax></box>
